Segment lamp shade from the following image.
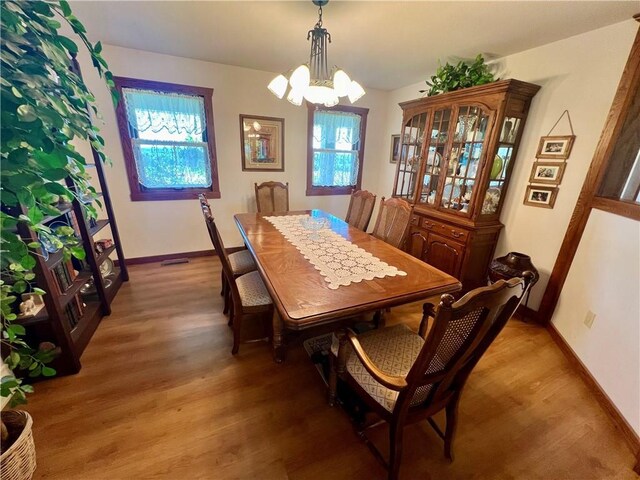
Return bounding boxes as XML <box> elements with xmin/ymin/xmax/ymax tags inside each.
<box><xmin>289</xmin><ymin>64</ymin><xmax>310</xmax><ymax>90</ymax></box>
<box><xmin>347</xmin><ymin>80</ymin><xmax>365</xmax><ymax>103</ymax></box>
<box><xmin>304</xmin><ymin>85</ymin><xmax>335</xmax><ymax>105</ymax></box>
<box><xmin>268</xmin><ymin>74</ymin><xmax>288</xmax><ymax>99</ymax></box>
<box><xmin>287</xmin><ymin>88</ymin><xmax>304</xmax><ymax>106</ymax></box>
<box><xmin>333</xmin><ymin>69</ymin><xmax>351</xmax><ymax>97</ymax></box>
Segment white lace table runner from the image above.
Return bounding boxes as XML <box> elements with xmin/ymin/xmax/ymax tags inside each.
<box><xmin>264</xmin><ymin>214</ymin><xmax>407</xmax><ymax>290</ymax></box>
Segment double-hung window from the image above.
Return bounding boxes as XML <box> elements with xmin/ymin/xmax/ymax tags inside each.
<box><xmin>307</xmin><ymin>105</ymin><xmax>369</xmax><ymax>195</ymax></box>
<box><xmin>113</xmin><ymin>77</ymin><xmax>220</xmax><ymax>201</ymax></box>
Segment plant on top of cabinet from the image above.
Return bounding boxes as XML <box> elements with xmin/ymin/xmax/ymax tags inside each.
<box><xmin>420</xmin><ymin>54</ymin><xmax>496</xmax><ymax>97</ymax></box>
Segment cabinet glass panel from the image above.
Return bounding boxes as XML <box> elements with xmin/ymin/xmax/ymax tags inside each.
<box><xmin>418</xmin><ymin>108</ymin><xmax>451</xmax><ymax>205</ymax></box>
<box><xmin>394</xmin><ymin>112</ymin><xmax>429</xmax><ymax>200</ymax></box>
<box><xmin>481</xmin><ymin>116</ymin><xmax>522</xmax><ymax>215</ymax></box>
<box><xmin>440</xmin><ymin>106</ymin><xmax>490</xmax><ymax>214</ymax></box>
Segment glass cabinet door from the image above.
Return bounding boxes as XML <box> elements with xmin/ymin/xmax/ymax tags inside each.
<box><xmin>439</xmin><ymin>105</ymin><xmax>491</xmax><ymax>215</ymax></box>
<box><xmin>393</xmin><ymin>112</ymin><xmax>429</xmax><ymax>201</ymax></box>
<box><xmin>480</xmin><ymin>115</ymin><xmax>522</xmax><ymax>216</ymax></box>
<box><xmin>417</xmin><ymin>108</ymin><xmax>451</xmax><ymax>205</ymax></box>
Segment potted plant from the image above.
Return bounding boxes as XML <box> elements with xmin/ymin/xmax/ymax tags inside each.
<box><xmin>1</xmin><ymin>1</ymin><xmax>115</xmax><ymax>477</ymax></box>
<box><xmin>419</xmin><ymin>54</ymin><xmax>496</xmax><ymax>96</ymax></box>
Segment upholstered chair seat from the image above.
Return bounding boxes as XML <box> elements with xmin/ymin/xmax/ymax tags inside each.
<box><xmin>332</xmin><ymin>324</ymin><xmax>433</xmax><ymax>412</ymax></box>
<box><xmin>229</xmin><ymin>250</ymin><xmax>257</xmax><ymax>276</ymax></box>
<box><xmin>236</xmin><ymin>271</ymin><xmax>272</xmax><ymax>308</ymax></box>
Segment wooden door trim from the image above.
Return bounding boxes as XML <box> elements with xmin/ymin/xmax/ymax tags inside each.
<box><xmin>537</xmin><ymin>24</ymin><xmax>640</xmax><ymax>324</ymax></box>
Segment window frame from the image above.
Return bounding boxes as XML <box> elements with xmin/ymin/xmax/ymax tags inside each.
<box><xmin>113</xmin><ymin>76</ymin><xmax>220</xmax><ymax>201</ymax></box>
<box><xmin>306</xmin><ymin>104</ymin><xmax>369</xmax><ymax>196</ymax></box>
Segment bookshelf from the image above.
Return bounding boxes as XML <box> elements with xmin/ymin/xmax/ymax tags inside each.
<box><xmin>10</xmin><ymin>58</ymin><xmax>128</xmax><ymax>376</ymax></box>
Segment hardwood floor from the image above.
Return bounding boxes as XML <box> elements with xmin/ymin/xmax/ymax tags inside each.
<box><xmin>25</xmin><ymin>257</ymin><xmax>636</xmax><ymax>479</ymax></box>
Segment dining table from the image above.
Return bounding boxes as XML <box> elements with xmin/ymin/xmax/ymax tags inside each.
<box><xmin>234</xmin><ymin>209</ymin><xmax>462</xmax><ymax>362</ymax></box>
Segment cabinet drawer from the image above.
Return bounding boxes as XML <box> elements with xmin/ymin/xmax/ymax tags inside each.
<box><xmin>418</xmin><ymin>218</ymin><xmax>469</xmax><ymax>242</ymax></box>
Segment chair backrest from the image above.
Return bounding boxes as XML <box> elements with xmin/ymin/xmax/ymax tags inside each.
<box><xmin>255</xmin><ymin>181</ymin><xmax>289</xmax><ymax>213</ymax></box>
<box><xmin>345</xmin><ymin>189</ymin><xmax>377</xmax><ymax>231</ymax></box>
<box><xmin>198</xmin><ymin>195</ymin><xmax>237</xmax><ymax>294</ymax></box>
<box><xmin>371</xmin><ymin>197</ymin><xmax>413</xmax><ymax>249</ymax></box>
<box><xmin>396</xmin><ymin>272</ymin><xmax>535</xmax><ymax>415</ymax></box>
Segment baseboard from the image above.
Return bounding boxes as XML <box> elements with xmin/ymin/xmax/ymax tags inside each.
<box><xmin>116</xmin><ymin>247</ymin><xmax>243</xmax><ymax>266</ymax></box>
<box><xmin>546</xmin><ymin>323</ymin><xmax>640</xmax><ymax>456</ymax></box>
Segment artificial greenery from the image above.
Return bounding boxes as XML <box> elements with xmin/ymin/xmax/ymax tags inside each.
<box><xmin>1</xmin><ymin>0</ymin><xmax>115</xmax><ymax>407</ymax></box>
<box><xmin>420</xmin><ymin>54</ymin><xmax>495</xmax><ymax>97</ymax></box>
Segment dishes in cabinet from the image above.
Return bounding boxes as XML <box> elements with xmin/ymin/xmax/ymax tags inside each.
<box><xmin>426</xmin><ymin>150</ymin><xmax>442</xmax><ymax>166</ymax></box>
<box><xmin>442</xmin><ymin>181</ymin><xmax>461</xmax><ymax>204</ymax></box>
<box><xmin>490</xmin><ymin>155</ymin><xmax>504</xmax><ymax>179</ymax></box>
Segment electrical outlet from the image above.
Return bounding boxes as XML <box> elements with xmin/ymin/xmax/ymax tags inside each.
<box><xmin>584</xmin><ymin>310</ymin><xmax>596</xmax><ymax>329</ymax></box>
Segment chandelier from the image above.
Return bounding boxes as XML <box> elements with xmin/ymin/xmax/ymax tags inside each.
<box><xmin>267</xmin><ymin>0</ymin><xmax>365</xmax><ymax>107</ymax></box>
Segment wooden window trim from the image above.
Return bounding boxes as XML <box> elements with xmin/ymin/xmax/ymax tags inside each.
<box><xmin>113</xmin><ymin>76</ymin><xmax>220</xmax><ymax>201</ymax></box>
<box><xmin>306</xmin><ymin>104</ymin><xmax>369</xmax><ymax>196</ymax></box>
<box><xmin>592</xmin><ymin>196</ymin><xmax>640</xmax><ymax>221</ymax></box>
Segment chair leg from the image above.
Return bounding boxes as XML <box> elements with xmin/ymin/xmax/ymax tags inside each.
<box><xmin>231</xmin><ymin>312</ymin><xmax>242</xmax><ymax>355</ymax></box>
<box><xmin>328</xmin><ymin>332</ymin><xmax>347</xmax><ymax>406</ymax></box>
<box><xmin>388</xmin><ymin>422</ymin><xmax>404</xmax><ymax>480</ymax></box>
<box><xmin>220</xmin><ymin>270</ymin><xmax>225</xmax><ymax>296</ymax></box>
<box><xmin>222</xmin><ymin>276</ymin><xmax>230</xmax><ymax>315</ymax></box>
<box><xmin>444</xmin><ymin>395</ymin><xmax>460</xmax><ymax>461</ymax></box>
<box><xmin>373</xmin><ymin>310</ymin><xmax>386</xmax><ymax>328</ymax></box>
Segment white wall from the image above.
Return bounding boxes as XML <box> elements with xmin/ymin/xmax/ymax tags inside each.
<box><xmin>552</xmin><ymin>210</ymin><xmax>640</xmax><ymax>434</ymax></box>
<box><xmin>379</xmin><ymin>20</ymin><xmax>639</xmax><ymax>434</ymax></box>
<box><xmin>74</xmin><ymin>45</ymin><xmax>389</xmax><ymax>259</ymax></box>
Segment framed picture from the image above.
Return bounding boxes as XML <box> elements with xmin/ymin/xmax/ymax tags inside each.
<box><xmin>529</xmin><ymin>162</ymin><xmax>566</xmax><ymax>185</ymax></box>
<box><xmin>536</xmin><ymin>135</ymin><xmax>575</xmax><ymax>160</ymax></box>
<box><xmin>240</xmin><ymin>115</ymin><xmax>284</xmax><ymax>171</ymax></box>
<box><xmin>390</xmin><ymin>134</ymin><xmax>401</xmax><ymax>163</ymax></box>
<box><xmin>523</xmin><ymin>185</ymin><xmax>558</xmax><ymax>209</ymax></box>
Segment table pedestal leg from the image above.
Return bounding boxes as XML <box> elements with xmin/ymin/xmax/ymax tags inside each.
<box><xmin>272</xmin><ymin>310</ymin><xmax>286</xmax><ymax>363</ymax></box>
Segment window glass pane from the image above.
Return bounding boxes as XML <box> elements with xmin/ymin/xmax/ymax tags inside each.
<box><xmin>122</xmin><ymin>88</ymin><xmax>212</xmax><ymax>189</ymax></box>
<box><xmin>133</xmin><ymin>140</ymin><xmax>212</xmax><ymax>189</ymax></box>
<box><xmin>312</xmin><ymin>110</ymin><xmax>361</xmax><ymax>187</ymax></box>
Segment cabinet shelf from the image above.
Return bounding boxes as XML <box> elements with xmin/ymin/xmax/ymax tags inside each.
<box><xmin>89</xmin><ymin>219</ymin><xmax>109</xmax><ymax>236</ymax></box>
<box><xmin>58</xmin><ymin>270</ymin><xmax>93</xmax><ymax>308</ymax></box>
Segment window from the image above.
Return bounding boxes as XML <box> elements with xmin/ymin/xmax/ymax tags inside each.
<box><xmin>306</xmin><ymin>105</ymin><xmax>369</xmax><ymax>196</ymax></box>
<box><xmin>113</xmin><ymin>77</ymin><xmax>219</xmax><ymax>201</ymax></box>
<box><xmin>594</xmin><ymin>69</ymin><xmax>640</xmax><ymax>220</ymax></box>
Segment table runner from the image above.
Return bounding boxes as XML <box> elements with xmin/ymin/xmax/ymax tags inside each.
<box><xmin>264</xmin><ymin>214</ymin><xmax>407</xmax><ymax>289</ymax></box>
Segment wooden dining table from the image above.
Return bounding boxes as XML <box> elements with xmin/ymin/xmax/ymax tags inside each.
<box><xmin>234</xmin><ymin>210</ymin><xmax>462</xmax><ymax>361</ymax></box>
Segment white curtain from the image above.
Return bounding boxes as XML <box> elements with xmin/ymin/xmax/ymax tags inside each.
<box><xmin>123</xmin><ymin>88</ymin><xmax>211</xmax><ymax>188</ymax></box>
<box><xmin>312</xmin><ymin>111</ymin><xmax>361</xmax><ymax>187</ymax></box>
<box><xmin>123</xmin><ymin>88</ymin><xmax>206</xmax><ymax>135</ymax></box>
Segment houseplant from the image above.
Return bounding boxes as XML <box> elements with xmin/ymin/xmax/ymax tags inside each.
<box><xmin>1</xmin><ymin>0</ymin><xmax>115</xmax><ymax>476</ymax></box>
<box><xmin>420</xmin><ymin>54</ymin><xmax>496</xmax><ymax>96</ymax></box>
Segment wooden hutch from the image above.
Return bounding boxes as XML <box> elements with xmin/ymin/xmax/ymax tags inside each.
<box><xmin>392</xmin><ymin>79</ymin><xmax>540</xmax><ymax>291</ymax></box>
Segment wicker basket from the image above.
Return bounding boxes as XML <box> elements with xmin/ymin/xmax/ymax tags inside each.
<box><xmin>1</xmin><ymin>410</ymin><xmax>36</xmax><ymax>480</ymax></box>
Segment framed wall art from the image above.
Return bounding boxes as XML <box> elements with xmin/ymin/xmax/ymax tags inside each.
<box><xmin>529</xmin><ymin>161</ymin><xmax>566</xmax><ymax>185</ymax></box>
<box><xmin>390</xmin><ymin>134</ymin><xmax>400</xmax><ymax>163</ymax></box>
<box><xmin>523</xmin><ymin>185</ymin><xmax>558</xmax><ymax>209</ymax></box>
<box><xmin>239</xmin><ymin>115</ymin><xmax>284</xmax><ymax>171</ymax></box>
<box><xmin>536</xmin><ymin>135</ymin><xmax>575</xmax><ymax>160</ymax></box>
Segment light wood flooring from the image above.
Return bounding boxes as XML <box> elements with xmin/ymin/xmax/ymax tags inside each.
<box><xmin>25</xmin><ymin>257</ymin><xmax>636</xmax><ymax>479</ymax></box>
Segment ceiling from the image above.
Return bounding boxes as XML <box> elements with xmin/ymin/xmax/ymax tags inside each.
<box><xmin>69</xmin><ymin>1</ymin><xmax>638</xmax><ymax>91</ymax></box>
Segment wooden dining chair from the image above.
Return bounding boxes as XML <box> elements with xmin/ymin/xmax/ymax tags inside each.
<box><xmin>255</xmin><ymin>181</ymin><xmax>289</xmax><ymax>213</ymax></box>
<box><xmin>371</xmin><ymin>197</ymin><xmax>413</xmax><ymax>249</ymax></box>
<box><xmin>199</xmin><ymin>197</ymin><xmax>273</xmax><ymax>354</ymax></box>
<box><xmin>329</xmin><ymin>272</ymin><xmax>535</xmax><ymax>480</ymax></box>
<box><xmin>345</xmin><ymin>189</ymin><xmax>377</xmax><ymax>231</ymax></box>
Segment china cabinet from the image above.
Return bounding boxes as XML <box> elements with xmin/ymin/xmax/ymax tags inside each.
<box><xmin>392</xmin><ymin>79</ymin><xmax>540</xmax><ymax>291</ymax></box>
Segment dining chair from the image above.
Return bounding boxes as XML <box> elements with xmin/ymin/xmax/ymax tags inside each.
<box><xmin>255</xmin><ymin>181</ymin><xmax>289</xmax><ymax>213</ymax></box>
<box><xmin>345</xmin><ymin>189</ymin><xmax>377</xmax><ymax>231</ymax></box>
<box><xmin>199</xmin><ymin>196</ymin><xmax>273</xmax><ymax>354</ymax></box>
<box><xmin>371</xmin><ymin>197</ymin><xmax>413</xmax><ymax>249</ymax></box>
<box><xmin>328</xmin><ymin>272</ymin><xmax>534</xmax><ymax>480</ymax></box>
